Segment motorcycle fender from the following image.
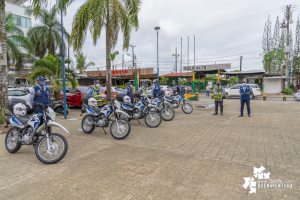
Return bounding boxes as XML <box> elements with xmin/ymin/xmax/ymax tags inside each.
<box><xmin>47</xmin><ymin>120</ymin><xmax>70</xmax><ymax>134</ymax></box>
<box><xmin>148</xmin><ymin>104</ymin><xmax>162</xmax><ymax>110</ymax></box>
<box><xmin>115</xmin><ymin>109</ymin><xmax>131</xmax><ymax>118</ymax></box>
<box><xmin>184</xmin><ymin>98</ymin><xmax>191</xmax><ymax>102</ymax></box>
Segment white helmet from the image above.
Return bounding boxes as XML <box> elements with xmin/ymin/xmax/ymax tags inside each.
<box><xmin>13</xmin><ymin>103</ymin><xmax>27</xmax><ymax>116</ymax></box>
<box><xmin>88</xmin><ymin>98</ymin><xmax>97</xmax><ymax>107</ymax></box>
<box><xmin>123</xmin><ymin>96</ymin><xmax>131</xmax><ymax>103</ymax></box>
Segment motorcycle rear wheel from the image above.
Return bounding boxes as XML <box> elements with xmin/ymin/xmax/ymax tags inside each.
<box><xmin>182</xmin><ymin>103</ymin><xmax>193</xmax><ymax>114</ymax></box>
<box><xmin>35</xmin><ymin>133</ymin><xmax>68</xmax><ymax>164</ymax></box>
<box><xmin>81</xmin><ymin>115</ymin><xmax>95</xmax><ymax>134</ymax></box>
<box><xmin>5</xmin><ymin>127</ymin><xmax>22</xmax><ymax>153</ymax></box>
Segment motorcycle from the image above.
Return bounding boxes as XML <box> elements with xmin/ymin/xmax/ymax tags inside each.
<box><xmin>165</xmin><ymin>93</ymin><xmax>193</xmax><ymax>114</ymax></box>
<box><xmin>4</xmin><ymin>92</ymin><xmax>69</xmax><ymax>164</ymax></box>
<box><xmin>50</xmin><ymin>98</ymin><xmax>69</xmax><ymax>115</ymax></box>
<box><xmin>119</xmin><ymin>93</ymin><xmax>162</xmax><ymax>128</ymax></box>
<box><xmin>150</xmin><ymin>94</ymin><xmax>175</xmax><ymax>121</ymax></box>
<box><xmin>81</xmin><ymin>93</ymin><xmax>131</xmax><ymax>140</ymax></box>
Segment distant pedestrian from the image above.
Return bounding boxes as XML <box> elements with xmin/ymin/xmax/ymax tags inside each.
<box><xmin>177</xmin><ymin>83</ymin><xmax>180</xmax><ymax>95</ymax></box>
<box><xmin>206</xmin><ymin>84</ymin><xmax>210</xmax><ymax>96</ymax></box>
<box><xmin>181</xmin><ymin>86</ymin><xmax>186</xmax><ymax>95</ymax></box>
<box><xmin>213</xmin><ymin>81</ymin><xmax>225</xmax><ymax>116</ymax></box>
<box><xmin>238</xmin><ymin>80</ymin><xmax>253</xmax><ymax>117</ymax></box>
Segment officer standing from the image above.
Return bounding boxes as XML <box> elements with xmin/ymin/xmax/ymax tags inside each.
<box><xmin>124</xmin><ymin>82</ymin><xmax>134</xmax><ymax>104</ymax></box>
<box><xmin>213</xmin><ymin>81</ymin><xmax>225</xmax><ymax>116</ymax></box>
<box><xmin>34</xmin><ymin>76</ymin><xmax>51</xmax><ymax>113</ymax></box>
<box><xmin>181</xmin><ymin>86</ymin><xmax>186</xmax><ymax>95</ymax></box>
<box><xmin>177</xmin><ymin>83</ymin><xmax>180</xmax><ymax>94</ymax></box>
<box><xmin>239</xmin><ymin>80</ymin><xmax>253</xmax><ymax>117</ymax></box>
<box><xmin>152</xmin><ymin>79</ymin><xmax>160</xmax><ymax>98</ymax></box>
<box><xmin>87</xmin><ymin>80</ymin><xmax>103</xmax><ymax>107</ymax></box>
<box><xmin>138</xmin><ymin>81</ymin><xmax>147</xmax><ymax>94</ymax></box>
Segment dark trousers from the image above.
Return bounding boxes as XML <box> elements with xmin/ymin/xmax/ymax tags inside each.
<box><xmin>215</xmin><ymin>100</ymin><xmax>223</xmax><ymax>107</ymax></box>
<box><xmin>206</xmin><ymin>91</ymin><xmax>209</xmax><ymax>96</ymax></box>
<box><xmin>240</xmin><ymin>99</ymin><xmax>250</xmax><ymax>115</ymax></box>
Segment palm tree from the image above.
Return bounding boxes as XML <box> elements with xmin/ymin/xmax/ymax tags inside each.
<box><xmin>6</xmin><ymin>12</ymin><xmax>34</xmax><ymax>70</ymax></box>
<box><xmin>111</xmin><ymin>50</ymin><xmax>119</xmax><ymax>71</ymax></box>
<box><xmin>30</xmin><ymin>54</ymin><xmax>77</xmax><ymax>99</ymax></box>
<box><xmin>0</xmin><ymin>0</ymin><xmax>7</xmax><ymax>115</ymax></box>
<box><xmin>70</xmin><ymin>0</ymin><xmax>141</xmax><ymax>98</ymax></box>
<box><xmin>26</xmin><ymin>6</ymin><xmax>70</xmax><ymax>59</ymax></box>
<box><xmin>74</xmin><ymin>52</ymin><xmax>95</xmax><ymax>74</ymax></box>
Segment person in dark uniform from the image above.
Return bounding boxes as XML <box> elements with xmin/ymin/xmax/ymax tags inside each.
<box><xmin>177</xmin><ymin>83</ymin><xmax>180</xmax><ymax>94</ymax></box>
<box><xmin>151</xmin><ymin>79</ymin><xmax>160</xmax><ymax>98</ymax></box>
<box><xmin>34</xmin><ymin>76</ymin><xmax>51</xmax><ymax>113</ymax></box>
<box><xmin>124</xmin><ymin>82</ymin><xmax>134</xmax><ymax>103</ymax></box>
<box><xmin>239</xmin><ymin>80</ymin><xmax>253</xmax><ymax>117</ymax></box>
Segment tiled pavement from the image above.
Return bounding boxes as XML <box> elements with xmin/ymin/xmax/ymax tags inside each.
<box><xmin>0</xmin><ymin>99</ymin><xmax>300</xmax><ymax>199</ymax></box>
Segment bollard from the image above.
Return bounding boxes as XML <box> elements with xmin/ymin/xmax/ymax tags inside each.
<box><xmin>263</xmin><ymin>95</ymin><xmax>266</xmax><ymax>101</ymax></box>
<box><xmin>227</xmin><ymin>95</ymin><xmax>230</xmax><ymax>100</ymax></box>
<box><xmin>283</xmin><ymin>96</ymin><xmax>286</xmax><ymax>101</ymax></box>
<box><xmin>211</xmin><ymin>95</ymin><xmax>214</xmax><ymax>99</ymax></box>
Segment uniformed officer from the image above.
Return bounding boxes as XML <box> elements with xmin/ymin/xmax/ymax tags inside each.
<box><xmin>213</xmin><ymin>81</ymin><xmax>225</xmax><ymax>116</ymax></box>
<box><xmin>239</xmin><ymin>80</ymin><xmax>253</xmax><ymax>117</ymax></box>
<box><xmin>181</xmin><ymin>86</ymin><xmax>186</xmax><ymax>95</ymax></box>
<box><xmin>124</xmin><ymin>82</ymin><xmax>134</xmax><ymax>103</ymax></box>
<box><xmin>151</xmin><ymin>79</ymin><xmax>160</xmax><ymax>98</ymax></box>
<box><xmin>34</xmin><ymin>76</ymin><xmax>51</xmax><ymax>113</ymax></box>
<box><xmin>138</xmin><ymin>81</ymin><xmax>147</xmax><ymax>94</ymax></box>
<box><xmin>87</xmin><ymin>80</ymin><xmax>103</xmax><ymax>107</ymax></box>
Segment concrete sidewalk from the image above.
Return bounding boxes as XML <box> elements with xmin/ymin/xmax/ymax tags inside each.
<box><xmin>0</xmin><ymin>100</ymin><xmax>300</xmax><ymax>199</ymax></box>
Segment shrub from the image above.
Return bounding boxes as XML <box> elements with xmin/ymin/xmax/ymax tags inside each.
<box><xmin>282</xmin><ymin>88</ymin><xmax>293</xmax><ymax>95</ymax></box>
<box><xmin>0</xmin><ymin>114</ymin><xmax>5</xmax><ymax>124</ymax></box>
<box><xmin>119</xmin><ymin>85</ymin><xmax>127</xmax><ymax>89</ymax></box>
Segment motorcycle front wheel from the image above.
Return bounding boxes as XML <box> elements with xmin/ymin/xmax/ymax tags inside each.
<box><xmin>110</xmin><ymin>119</ymin><xmax>131</xmax><ymax>140</ymax></box>
<box><xmin>35</xmin><ymin>133</ymin><xmax>68</xmax><ymax>164</ymax></box>
<box><xmin>182</xmin><ymin>103</ymin><xmax>193</xmax><ymax>114</ymax></box>
<box><xmin>161</xmin><ymin>107</ymin><xmax>175</xmax><ymax>121</ymax></box>
<box><xmin>145</xmin><ymin>111</ymin><xmax>162</xmax><ymax>128</ymax></box>
<box><xmin>81</xmin><ymin>115</ymin><xmax>95</xmax><ymax>134</ymax></box>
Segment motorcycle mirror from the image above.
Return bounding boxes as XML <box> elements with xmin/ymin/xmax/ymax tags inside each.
<box><xmin>105</xmin><ymin>90</ymin><xmax>108</xmax><ymax>95</ymax></box>
<box><xmin>35</xmin><ymin>91</ymin><xmax>40</xmax><ymax>97</ymax></box>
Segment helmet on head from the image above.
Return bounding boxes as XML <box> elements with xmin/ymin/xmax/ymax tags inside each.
<box><xmin>13</xmin><ymin>103</ymin><xmax>27</xmax><ymax>116</ymax></box>
<box><xmin>155</xmin><ymin>79</ymin><xmax>159</xmax><ymax>83</ymax></box>
<box><xmin>123</xmin><ymin>96</ymin><xmax>131</xmax><ymax>103</ymax></box>
<box><xmin>88</xmin><ymin>98</ymin><xmax>97</xmax><ymax>107</ymax></box>
<box><xmin>94</xmin><ymin>80</ymin><xmax>99</xmax><ymax>83</ymax></box>
<box><xmin>127</xmin><ymin>82</ymin><xmax>132</xmax><ymax>85</ymax></box>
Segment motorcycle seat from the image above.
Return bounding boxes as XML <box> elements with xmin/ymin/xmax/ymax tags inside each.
<box><xmin>15</xmin><ymin>115</ymin><xmax>30</xmax><ymax>124</ymax></box>
<box><xmin>123</xmin><ymin>102</ymin><xmax>135</xmax><ymax>108</ymax></box>
<box><xmin>86</xmin><ymin>106</ymin><xmax>102</xmax><ymax>114</ymax></box>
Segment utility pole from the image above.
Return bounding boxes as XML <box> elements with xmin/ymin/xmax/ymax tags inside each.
<box><xmin>172</xmin><ymin>47</ymin><xmax>179</xmax><ymax>73</ymax></box>
<box><xmin>281</xmin><ymin>5</ymin><xmax>293</xmax><ymax>89</ymax></box>
<box><xmin>130</xmin><ymin>45</ymin><xmax>136</xmax><ymax>69</ymax></box>
<box><xmin>240</xmin><ymin>56</ymin><xmax>243</xmax><ymax>71</ymax></box>
<box><xmin>187</xmin><ymin>36</ymin><xmax>189</xmax><ymax>68</ymax></box>
<box><xmin>193</xmin><ymin>35</ymin><xmax>195</xmax><ymax>93</ymax></box>
<box><xmin>122</xmin><ymin>54</ymin><xmax>124</xmax><ymax>70</ymax></box>
<box><xmin>181</xmin><ymin>37</ymin><xmax>182</xmax><ymax>82</ymax></box>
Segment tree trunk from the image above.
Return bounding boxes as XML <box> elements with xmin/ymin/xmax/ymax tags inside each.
<box><xmin>105</xmin><ymin>6</ymin><xmax>112</xmax><ymax>99</ymax></box>
<box><xmin>0</xmin><ymin>0</ymin><xmax>8</xmax><ymax>115</ymax></box>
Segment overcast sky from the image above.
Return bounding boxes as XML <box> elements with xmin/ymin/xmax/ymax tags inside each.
<box><xmin>27</xmin><ymin>0</ymin><xmax>300</xmax><ymax>74</ymax></box>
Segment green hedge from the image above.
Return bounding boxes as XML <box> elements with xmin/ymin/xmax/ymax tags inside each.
<box><xmin>282</xmin><ymin>88</ymin><xmax>293</xmax><ymax>95</ymax></box>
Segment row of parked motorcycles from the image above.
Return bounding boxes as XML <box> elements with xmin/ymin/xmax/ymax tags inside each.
<box><xmin>80</xmin><ymin>90</ymin><xmax>193</xmax><ymax>140</ymax></box>
<box><xmin>3</xmin><ymin>90</ymin><xmax>193</xmax><ymax>165</ymax></box>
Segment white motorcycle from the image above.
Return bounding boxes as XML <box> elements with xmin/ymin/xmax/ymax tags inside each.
<box><xmin>165</xmin><ymin>93</ymin><xmax>193</xmax><ymax>114</ymax></box>
<box><xmin>4</xmin><ymin>92</ymin><xmax>69</xmax><ymax>164</ymax></box>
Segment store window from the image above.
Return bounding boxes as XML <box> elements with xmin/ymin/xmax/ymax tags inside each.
<box><xmin>12</xmin><ymin>14</ymin><xmax>31</xmax><ymax>28</ymax></box>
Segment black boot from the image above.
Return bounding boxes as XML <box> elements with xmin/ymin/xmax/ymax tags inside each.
<box><xmin>213</xmin><ymin>107</ymin><xmax>218</xmax><ymax>115</ymax></box>
<box><xmin>221</xmin><ymin>107</ymin><xmax>223</xmax><ymax>116</ymax></box>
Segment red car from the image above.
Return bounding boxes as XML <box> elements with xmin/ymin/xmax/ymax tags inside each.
<box><xmin>60</xmin><ymin>86</ymin><xmax>117</xmax><ymax>107</ymax></box>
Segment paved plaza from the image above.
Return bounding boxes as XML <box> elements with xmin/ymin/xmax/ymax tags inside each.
<box><xmin>0</xmin><ymin>99</ymin><xmax>300</xmax><ymax>199</ymax></box>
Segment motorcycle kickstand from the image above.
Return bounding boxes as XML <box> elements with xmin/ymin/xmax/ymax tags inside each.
<box><xmin>137</xmin><ymin>119</ymin><xmax>141</xmax><ymax>124</ymax></box>
<box><xmin>102</xmin><ymin>127</ymin><xmax>107</xmax><ymax>134</ymax></box>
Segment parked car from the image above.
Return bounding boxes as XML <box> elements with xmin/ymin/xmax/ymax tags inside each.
<box><xmin>8</xmin><ymin>88</ymin><xmax>34</xmax><ymax>114</ymax></box>
<box><xmin>146</xmin><ymin>85</ymin><xmax>173</xmax><ymax>98</ymax></box>
<box><xmin>225</xmin><ymin>84</ymin><xmax>261</xmax><ymax>99</ymax></box>
<box><xmin>101</xmin><ymin>86</ymin><xmax>124</xmax><ymax>93</ymax></box>
<box><xmin>294</xmin><ymin>91</ymin><xmax>300</xmax><ymax>100</ymax></box>
<box><xmin>60</xmin><ymin>86</ymin><xmax>118</xmax><ymax>107</ymax></box>
<box><xmin>171</xmin><ymin>85</ymin><xmax>192</xmax><ymax>95</ymax></box>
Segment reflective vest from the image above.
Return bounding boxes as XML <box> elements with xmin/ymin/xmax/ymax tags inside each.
<box><xmin>214</xmin><ymin>86</ymin><xmax>223</xmax><ymax>101</ymax></box>
<box><xmin>91</xmin><ymin>86</ymin><xmax>103</xmax><ymax>106</ymax></box>
<box><xmin>240</xmin><ymin>85</ymin><xmax>251</xmax><ymax>100</ymax></box>
<box><xmin>141</xmin><ymin>86</ymin><xmax>147</xmax><ymax>93</ymax></box>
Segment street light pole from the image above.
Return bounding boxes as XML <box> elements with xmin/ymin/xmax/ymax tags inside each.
<box><xmin>155</xmin><ymin>27</ymin><xmax>160</xmax><ymax>81</ymax></box>
<box><xmin>172</xmin><ymin>47</ymin><xmax>179</xmax><ymax>74</ymax></box>
<box><xmin>60</xmin><ymin>0</ymin><xmax>67</xmax><ymax>119</ymax></box>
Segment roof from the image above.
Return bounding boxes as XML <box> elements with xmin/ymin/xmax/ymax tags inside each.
<box><xmin>6</xmin><ymin>0</ymin><xmax>28</xmax><ymax>5</ymax></box>
<box><xmin>264</xmin><ymin>76</ymin><xmax>286</xmax><ymax>79</ymax></box>
<box><xmin>161</xmin><ymin>73</ymin><xmax>193</xmax><ymax>78</ymax></box>
<box><xmin>221</xmin><ymin>70</ymin><xmax>265</xmax><ymax>75</ymax></box>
